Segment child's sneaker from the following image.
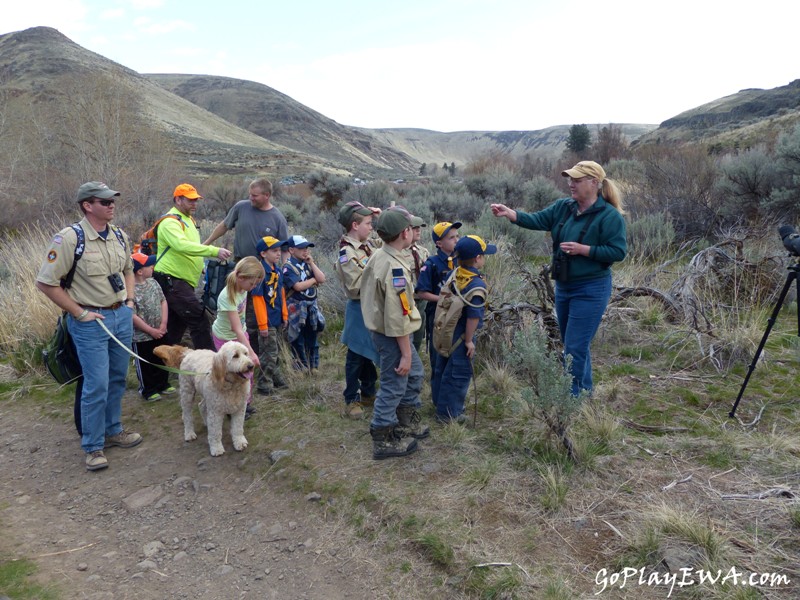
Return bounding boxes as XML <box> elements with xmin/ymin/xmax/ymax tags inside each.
<box><xmin>145</xmin><ymin>392</ymin><xmax>162</xmax><ymax>402</ymax></box>
<box><xmin>161</xmin><ymin>386</ymin><xmax>176</xmax><ymax>395</ymax></box>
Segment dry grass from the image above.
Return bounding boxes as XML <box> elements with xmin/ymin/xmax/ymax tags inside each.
<box><xmin>0</xmin><ymin>224</ymin><xmax>65</xmax><ymax>360</ymax></box>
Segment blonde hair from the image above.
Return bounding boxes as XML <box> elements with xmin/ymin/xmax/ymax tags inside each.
<box><xmin>600</xmin><ymin>178</ymin><xmax>625</xmax><ymax>215</ymax></box>
<box><xmin>225</xmin><ymin>256</ymin><xmax>265</xmax><ymax>305</ymax></box>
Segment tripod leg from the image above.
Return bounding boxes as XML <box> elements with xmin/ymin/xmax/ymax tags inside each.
<box><xmin>729</xmin><ymin>271</ymin><xmax>797</xmax><ymax>418</ymax></box>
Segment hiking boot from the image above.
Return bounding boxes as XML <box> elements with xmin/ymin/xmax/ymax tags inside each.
<box><xmin>245</xmin><ymin>404</ymin><xmax>256</xmax><ymax>420</ymax></box>
<box><xmin>370</xmin><ymin>425</ymin><xmax>418</xmax><ymax>460</ymax></box>
<box><xmin>256</xmin><ymin>382</ymin><xmax>273</xmax><ymax>395</ymax></box>
<box><xmin>104</xmin><ymin>430</ymin><xmax>142</xmax><ymax>449</ymax></box>
<box><xmin>273</xmin><ymin>378</ymin><xmax>289</xmax><ymax>390</ymax></box>
<box><xmin>345</xmin><ymin>402</ymin><xmax>364</xmax><ymax>420</ymax></box>
<box><xmin>396</xmin><ymin>406</ymin><xmax>430</xmax><ymax>439</ymax></box>
<box><xmin>360</xmin><ymin>394</ymin><xmax>376</xmax><ymax>407</ymax></box>
<box><xmin>85</xmin><ymin>450</ymin><xmax>108</xmax><ymax>471</ymax></box>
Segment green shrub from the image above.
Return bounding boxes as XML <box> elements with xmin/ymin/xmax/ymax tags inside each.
<box><xmin>627</xmin><ymin>212</ymin><xmax>676</xmax><ymax>262</ymax></box>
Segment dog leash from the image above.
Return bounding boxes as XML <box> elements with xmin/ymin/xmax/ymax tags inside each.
<box><xmin>96</xmin><ymin>319</ymin><xmax>209</xmax><ymax>376</ymax></box>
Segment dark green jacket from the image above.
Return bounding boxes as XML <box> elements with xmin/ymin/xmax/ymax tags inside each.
<box><xmin>515</xmin><ymin>196</ymin><xmax>627</xmax><ymax>282</ymax></box>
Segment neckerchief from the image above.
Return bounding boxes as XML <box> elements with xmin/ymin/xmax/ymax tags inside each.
<box><xmin>265</xmin><ymin>270</ymin><xmax>279</xmax><ymax>308</ymax></box>
<box><xmin>339</xmin><ymin>236</ymin><xmax>372</xmax><ymax>258</ymax></box>
<box><xmin>455</xmin><ymin>266</ymin><xmax>479</xmax><ymax>291</ymax></box>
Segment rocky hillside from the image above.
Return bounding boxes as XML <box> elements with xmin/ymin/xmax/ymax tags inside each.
<box><xmin>633</xmin><ymin>79</ymin><xmax>800</xmax><ymax>151</ymax></box>
<box><xmin>146</xmin><ymin>74</ymin><xmax>419</xmax><ymax>174</ymax></box>
<box><xmin>3</xmin><ymin>26</ymin><xmax>798</xmax><ymax>180</ymax></box>
<box><xmin>360</xmin><ymin>124</ymin><xmax>656</xmax><ymax>167</ymax></box>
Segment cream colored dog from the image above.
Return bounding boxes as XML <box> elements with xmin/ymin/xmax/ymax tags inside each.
<box><xmin>154</xmin><ymin>341</ymin><xmax>254</xmax><ymax>457</ymax></box>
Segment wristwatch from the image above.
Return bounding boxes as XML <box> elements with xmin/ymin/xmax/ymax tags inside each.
<box><xmin>125</xmin><ymin>298</ymin><xmax>135</xmax><ymax>307</ymax></box>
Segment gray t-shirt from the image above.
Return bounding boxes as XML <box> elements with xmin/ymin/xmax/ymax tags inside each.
<box><xmin>223</xmin><ymin>200</ymin><xmax>289</xmax><ymax>259</ymax></box>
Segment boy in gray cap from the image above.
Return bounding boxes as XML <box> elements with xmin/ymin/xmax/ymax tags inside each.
<box><xmin>360</xmin><ymin>207</ymin><xmax>429</xmax><ymax>460</ymax></box>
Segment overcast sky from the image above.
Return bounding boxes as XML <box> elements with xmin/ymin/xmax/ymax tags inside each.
<box><xmin>3</xmin><ymin>0</ymin><xmax>798</xmax><ymax>132</ymax></box>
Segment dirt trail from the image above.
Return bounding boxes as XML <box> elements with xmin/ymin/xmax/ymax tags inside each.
<box><xmin>0</xmin><ymin>390</ymin><xmax>374</xmax><ymax>600</ymax></box>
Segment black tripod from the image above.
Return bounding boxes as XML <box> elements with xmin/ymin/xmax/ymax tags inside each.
<box><xmin>729</xmin><ymin>260</ymin><xmax>800</xmax><ymax>418</ymax></box>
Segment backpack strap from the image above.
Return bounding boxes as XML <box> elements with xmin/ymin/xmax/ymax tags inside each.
<box><xmin>283</xmin><ymin>260</ymin><xmax>309</xmax><ymax>299</ymax></box>
<box><xmin>154</xmin><ymin>213</ymin><xmax>187</xmax><ymax>263</ymax></box>
<box><xmin>439</xmin><ymin>271</ymin><xmax>487</xmax><ymax>355</ymax></box>
<box><xmin>109</xmin><ymin>224</ymin><xmax>127</xmax><ymax>252</ymax></box>
<box><xmin>61</xmin><ymin>223</ymin><xmax>85</xmax><ymax>289</ymax></box>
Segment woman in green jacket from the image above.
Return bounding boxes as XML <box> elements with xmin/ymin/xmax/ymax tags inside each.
<box><xmin>491</xmin><ymin>160</ymin><xmax>627</xmax><ymax>396</ymax></box>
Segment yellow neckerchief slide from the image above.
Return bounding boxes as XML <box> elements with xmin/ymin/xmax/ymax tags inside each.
<box><xmin>455</xmin><ymin>266</ymin><xmax>479</xmax><ymax>291</ymax></box>
<box><xmin>266</xmin><ymin>271</ymin><xmax>279</xmax><ymax>308</ymax></box>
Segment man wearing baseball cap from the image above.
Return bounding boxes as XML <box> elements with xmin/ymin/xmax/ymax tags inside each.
<box><xmin>153</xmin><ymin>183</ymin><xmax>232</xmax><ymax>350</ymax></box>
<box><xmin>36</xmin><ymin>181</ymin><xmax>141</xmax><ymax>471</ymax></box>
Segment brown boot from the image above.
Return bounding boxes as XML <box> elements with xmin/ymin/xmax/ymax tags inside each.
<box><xmin>370</xmin><ymin>425</ymin><xmax>418</xmax><ymax>460</ymax></box>
<box><xmin>396</xmin><ymin>405</ymin><xmax>430</xmax><ymax>439</ymax></box>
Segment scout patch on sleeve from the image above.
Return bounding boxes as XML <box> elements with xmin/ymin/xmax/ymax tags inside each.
<box><xmin>52</xmin><ymin>234</ymin><xmax>63</xmax><ymax>245</ymax></box>
<box><xmin>338</xmin><ymin>248</ymin><xmax>348</xmax><ymax>264</ymax></box>
<box><xmin>47</xmin><ymin>250</ymin><xmax>58</xmax><ymax>262</ymax></box>
<box><xmin>391</xmin><ymin>267</ymin><xmax>406</xmax><ymax>288</ymax></box>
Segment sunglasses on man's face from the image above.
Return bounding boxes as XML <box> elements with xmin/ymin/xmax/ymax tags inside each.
<box><xmin>88</xmin><ymin>198</ymin><xmax>116</xmax><ymax>206</ymax></box>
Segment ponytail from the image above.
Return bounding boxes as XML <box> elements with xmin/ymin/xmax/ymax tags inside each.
<box><xmin>601</xmin><ymin>178</ymin><xmax>625</xmax><ymax>215</ymax></box>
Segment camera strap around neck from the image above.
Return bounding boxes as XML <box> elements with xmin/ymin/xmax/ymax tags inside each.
<box><xmin>552</xmin><ymin>203</ymin><xmax>599</xmax><ymax>254</ymax></box>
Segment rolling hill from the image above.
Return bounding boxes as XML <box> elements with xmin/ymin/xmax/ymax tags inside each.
<box><xmin>3</xmin><ymin>26</ymin><xmax>798</xmax><ymax>181</ymax></box>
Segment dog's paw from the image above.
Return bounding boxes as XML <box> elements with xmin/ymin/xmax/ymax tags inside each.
<box><xmin>233</xmin><ymin>436</ymin><xmax>248</xmax><ymax>451</ymax></box>
<box><xmin>184</xmin><ymin>431</ymin><xmax>197</xmax><ymax>442</ymax></box>
<box><xmin>209</xmin><ymin>444</ymin><xmax>225</xmax><ymax>457</ymax></box>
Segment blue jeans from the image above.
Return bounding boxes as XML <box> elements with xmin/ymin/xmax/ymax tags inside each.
<box><xmin>370</xmin><ymin>332</ymin><xmax>423</xmax><ymax>428</ymax></box>
<box><xmin>343</xmin><ymin>349</ymin><xmax>377</xmax><ymax>404</ymax></box>
<box><xmin>68</xmin><ymin>306</ymin><xmax>133</xmax><ymax>453</ymax></box>
<box><xmin>432</xmin><ymin>338</ymin><xmax>472</xmax><ymax>420</ymax></box>
<box><xmin>290</xmin><ymin>321</ymin><xmax>319</xmax><ymax>369</ymax></box>
<box><xmin>555</xmin><ymin>276</ymin><xmax>612</xmax><ymax>396</ymax></box>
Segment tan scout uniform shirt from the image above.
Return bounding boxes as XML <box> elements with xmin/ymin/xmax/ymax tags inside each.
<box><xmin>37</xmin><ymin>217</ymin><xmax>132</xmax><ymax>307</ymax></box>
<box><xmin>334</xmin><ymin>234</ymin><xmax>380</xmax><ymax>300</ymax></box>
<box><xmin>360</xmin><ymin>245</ymin><xmax>421</xmax><ymax>337</ymax></box>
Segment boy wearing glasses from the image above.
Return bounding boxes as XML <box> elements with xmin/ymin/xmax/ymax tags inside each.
<box><xmin>153</xmin><ymin>183</ymin><xmax>232</xmax><ymax>349</ymax></box>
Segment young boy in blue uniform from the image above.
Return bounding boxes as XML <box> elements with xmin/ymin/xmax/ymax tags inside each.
<box><xmin>283</xmin><ymin>235</ymin><xmax>326</xmax><ymax>371</ymax></box>
<box><xmin>252</xmin><ymin>236</ymin><xmax>289</xmax><ymax>395</ymax></box>
<box><xmin>415</xmin><ymin>221</ymin><xmax>461</xmax><ymax>402</ymax></box>
<box><xmin>431</xmin><ymin>235</ymin><xmax>496</xmax><ymax>423</ymax></box>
